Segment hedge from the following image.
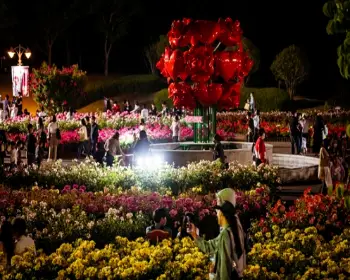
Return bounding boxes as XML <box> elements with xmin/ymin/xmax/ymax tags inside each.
<box><xmin>154</xmin><ymin>88</ymin><xmax>173</xmax><ymax>109</ymax></box>
<box><xmin>240</xmin><ymin>87</ymin><xmax>290</xmax><ymax>112</ymax></box>
<box><xmin>80</xmin><ymin>74</ymin><xmax>166</xmax><ymax>108</ymax></box>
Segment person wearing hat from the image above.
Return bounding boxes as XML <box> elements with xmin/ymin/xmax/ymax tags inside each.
<box><xmin>188</xmin><ymin>188</ymin><xmax>246</xmax><ymax>280</ymax></box>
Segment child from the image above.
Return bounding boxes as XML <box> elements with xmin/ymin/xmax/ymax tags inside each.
<box><xmin>171</xmin><ymin>116</ymin><xmax>180</xmax><ymax>142</ymax></box>
<box><xmin>301</xmin><ymin>137</ymin><xmax>307</xmax><ymax>155</ymax></box>
<box><xmin>35</xmin><ymin>141</ymin><xmax>45</xmax><ymax>169</ymax></box>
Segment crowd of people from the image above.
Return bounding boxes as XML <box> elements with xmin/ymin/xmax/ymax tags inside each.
<box><xmin>103</xmin><ymin>97</ymin><xmax>185</xmax><ymax>118</ymax></box>
<box><xmin>0</xmin><ymin>94</ymin><xmax>30</xmax><ymax>121</ymax></box>
<box><xmin>146</xmin><ymin>188</ymin><xmax>246</xmax><ymax>280</ymax></box>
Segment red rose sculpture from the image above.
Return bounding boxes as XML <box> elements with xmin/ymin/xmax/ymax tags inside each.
<box><xmin>185</xmin><ymin>46</ymin><xmax>214</xmax><ymax>82</ymax></box>
<box><xmin>157</xmin><ymin>18</ymin><xmax>252</xmax><ymax>110</ymax></box>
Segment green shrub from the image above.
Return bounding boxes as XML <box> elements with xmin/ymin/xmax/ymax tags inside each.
<box><xmin>83</xmin><ymin>74</ymin><xmax>166</xmax><ymax>108</ymax></box>
<box><xmin>240</xmin><ymin>87</ymin><xmax>289</xmax><ymax>111</ymax></box>
<box><xmin>30</xmin><ymin>63</ymin><xmax>88</xmax><ymax>113</ymax></box>
<box><xmin>153</xmin><ymin>88</ymin><xmax>173</xmax><ymax>109</ymax></box>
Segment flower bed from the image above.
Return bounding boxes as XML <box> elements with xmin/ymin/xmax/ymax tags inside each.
<box><xmin>2</xmin><ymin>237</ymin><xmax>210</xmax><ymax>279</ymax></box>
<box><xmin>1</xmin><ymin>172</ymin><xmax>350</xmax><ymax>278</ymax></box>
<box><xmin>245</xmin><ymin>227</ymin><xmax>350</xmax><ymax>279</ymax></box>
<box><xmin>3</xmin><ymin>159</ymin><xmax>280</xmax><ymax>194</ymax></box>
<box><xmin>0</xmin><ymin>111</ymin><xmax>347</xmax><ymax>147</ymax></box>
<box><xmin>0</xmin><ymin>185</ymin><xmax>269</xmax><ymax>254</ymax></box>
<box><xmin>251</xmin><ymin>187</ymin><xmax>350</xmax><ymax>241</ymax></box>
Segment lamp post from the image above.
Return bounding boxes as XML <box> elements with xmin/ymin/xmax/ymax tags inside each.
<box><xmin>7</xmin><ymin>44</ymin><xmax>31</xmax><ymax>66</ymax></box>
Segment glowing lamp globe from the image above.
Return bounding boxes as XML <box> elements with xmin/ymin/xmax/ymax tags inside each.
<box><xmin>25</xmin><ymin>49</ymin><xmax>31</xmax><ymax>59</ymax></box>
<box><xmin>7</xmin><ymin>48</ymin><xmax>15</xmax><ymax>58</ymax></box>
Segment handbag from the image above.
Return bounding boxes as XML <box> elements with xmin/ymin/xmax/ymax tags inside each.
<box><xmin>56</xmin><ymin>128</ymin><xmax>61</xmax><ymax>140</ymax></box>
<box><xmin>227</xmin><ymin>229</ymin><xmax>242</xmax><ymax>280</ymax></box>
<box><xmin>244</xmin><ymin>103</ymin><xmax>250</xmax><ymax>111</ymax></box>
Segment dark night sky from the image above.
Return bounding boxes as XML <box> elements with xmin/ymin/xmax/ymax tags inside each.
<box><xmin>1</xmin><ymin>0</ymin><xmax>348</xmax><ymax>99</ymax></box>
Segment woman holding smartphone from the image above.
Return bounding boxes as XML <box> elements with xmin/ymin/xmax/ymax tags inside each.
<box><xmin>188</xmin><ymin>188</ymin><xmax>246</xmax><ymax>280</ymax></box>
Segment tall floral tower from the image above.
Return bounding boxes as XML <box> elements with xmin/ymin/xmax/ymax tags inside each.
<box><xmin>157</xmin><ymin>18</ymin><xmax>253</xmax><ymax>142</ymax></box>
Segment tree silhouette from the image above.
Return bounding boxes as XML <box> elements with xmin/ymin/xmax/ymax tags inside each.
<box><xmin>270</xmin><ymin>45</ymin><xmax>309</xmax><ymax>100</ymax></box>
<box><xmin>95</xmin><ymin>0</ymin><xmax>140</xmax><ymax>76</ymax></box>
<box><xmin>323</xmin><ymin>0</ymin><xmax>350</xmax><ymax>79</ymax></box>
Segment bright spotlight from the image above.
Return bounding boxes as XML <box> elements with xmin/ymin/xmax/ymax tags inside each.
<box><xmin>134</xmin><ymin>154</ymin><xmax>164</xmax><ymax>170</ymax></box>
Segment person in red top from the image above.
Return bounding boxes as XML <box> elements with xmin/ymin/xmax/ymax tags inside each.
<box><xmin>112</xmin><ymin>102</ymin><xmax>120</xmax><ymax>114</ymax></box>
<box><xmin>254</xmin><ymin>128</ymin><xmax>267</xmax><ymax>166</ymax></box>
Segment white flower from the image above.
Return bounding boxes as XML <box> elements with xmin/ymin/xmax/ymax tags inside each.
<box><xmin>87</xmin><ymin>221</ymin><xmax>95</xmax><ymax>229</ymax></box>
<box><xmin>126</xmin><ymin>213</ymin><xmax>133</xmax><ymax>219</ymax></box>
<box><xmin>39</xmin><ymin>201</ymin><xmax>47</xmax><ymax>208</ymax></box>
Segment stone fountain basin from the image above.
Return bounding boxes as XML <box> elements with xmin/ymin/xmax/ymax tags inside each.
<box><xmin>273</xmin><ymin>154</ymin><xmax>319</xmax><ymax>183</ymax></box>
<box><xmin>150</xmin><ymin>141</ymin><xmax>273</xmax><ymax>167</ymax></box>
<box><xmin>150</xmin><ymin>142</ymin><xmax>319</xmax><ymax>184</ymax></box>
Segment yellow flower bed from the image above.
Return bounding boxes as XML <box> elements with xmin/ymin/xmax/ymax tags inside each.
<box><xmin>2</xmin><ymin>237</ymin><xmax>209</xmax><ymax>280</ymax></box>
<box><xmin>244</xmin><ymin>226</ymin><xmax>350</xmax><ymax>279</ymax></box>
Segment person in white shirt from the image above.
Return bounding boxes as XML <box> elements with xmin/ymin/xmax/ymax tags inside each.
<box><xmin>47</xmin><ymin>115</ymin><xmax>59</xmax><ymax>161</ymax></box>
<box><xmin>253</xmin><ymin>109</ymin><xmax>260</xmax><ymax>141</ymax></box>
<box><xmin>171</xmin><ymin>115</ymin><xmax>180</xmax><ymax>142</ymax></box>
<box><xmin>131</xmin><ymin>101</ymin><xmax>141</xmax><ymax>113</ymax></box>
<box><xmin>140</xmin><ymin>104</ymin><xmax>149</xmax><ymax>120</ymax></box>
<box><xmin>66</xmin><ymin>107</ymin><xmax>74</xmax><ymax>120</ymax></box>
<box><xmin>77</xmin><ymin>118</ymin><xmax>89</xmax><ymax>159</ymax></box>
<box><xmin>249</xmin><ymin>92</ymin><xmax>255</xmax><ymax>113</ymax></box>
<box><xmin>38</xmin><ymin>106</ymin><xmax>47</xmax><ymax>119</ymax></box>
<box><xmin>12</xmin><ymin>218</ymin><xmax>35</xmax><ymax>256</ymax></box>
<box><xmin>104</xmin><ymin>132</ymin><xmax>124</xmax><ymax>167</ymax></box>
<box><xmin>139</xmin><ymin>119</ymin><xmax>146</xmax><ymax>131</ymax></box>
<box><xmin>10</xmin><ymin>103</ymin><xmax>18</xmax><ymax>119</ymax></box>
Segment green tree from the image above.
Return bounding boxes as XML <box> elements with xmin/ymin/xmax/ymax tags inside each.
<box><xmin>270</xmin><ymin>45</ymin><xmax>309</xmax><ymax>100</ymax></box>
<box><xmin>144</xmin><ymin>35</ymin><xmax>169</xmax><ymax>74</ymax></box>
<box><xmin>323</xmin><ymin>0</ymin><xmax>350</xmax><ymax>79</ymax></box>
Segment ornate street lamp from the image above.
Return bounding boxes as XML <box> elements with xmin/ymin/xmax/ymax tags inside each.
<box><xmin>7</xmin><ymin>44</ymin><xmax>31</xmax><ymax>66</ymax></box>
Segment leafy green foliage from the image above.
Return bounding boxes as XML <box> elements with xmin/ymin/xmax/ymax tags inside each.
<box><xmin>29</xmin><ymin>63</ymin><xmax>87</xmax><ymax>113</ymax></box>
<box><xmin>270</xmin><ymin>45</ymin><xmax>309</xmax><ymax>100</ymax></box>
<box><xmin>323</xmin><ymin>0</ymin><xmax>350</xmax><ymax>78</ymax></box>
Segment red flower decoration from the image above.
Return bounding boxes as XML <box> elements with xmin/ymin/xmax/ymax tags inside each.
<box><xmin>158</xmin><ymin>18</ymin><xmax>252</xmax><ymax>109</ymax></box>
<box><xmin>168</xmin><ymin>18</ymin><xmax>192</xmax><ymax>48</ymax></box>
<box><xmin>168</xmin><ymin>82</ymin><xmax>196</xmax><ymax>109</ymax></box>
<box><xmin>185</xmin><ymin>46</ymin><xmax>214</xmax><ymax>83</ymax></box>
<box><xmin>218</xmin><ymin>18</ymin><xmax>242</xmax><ymax>47</ymax></box>
<box><xmin>192</xmin><ymin>83</ymin><xmax>223</xmax><ymax>107</ymax></box>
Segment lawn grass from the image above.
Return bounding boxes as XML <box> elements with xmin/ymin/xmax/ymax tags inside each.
<box><xmin>0</xmin><ymin>73</ymin><xmax>165</xmax><ymax>114</ymax></box>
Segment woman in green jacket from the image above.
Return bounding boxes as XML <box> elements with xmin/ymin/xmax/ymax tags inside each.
<box><xmin>188</xmin><ymin>189</ymin><xmax>246</xmax><ymax>279</ymax></box>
